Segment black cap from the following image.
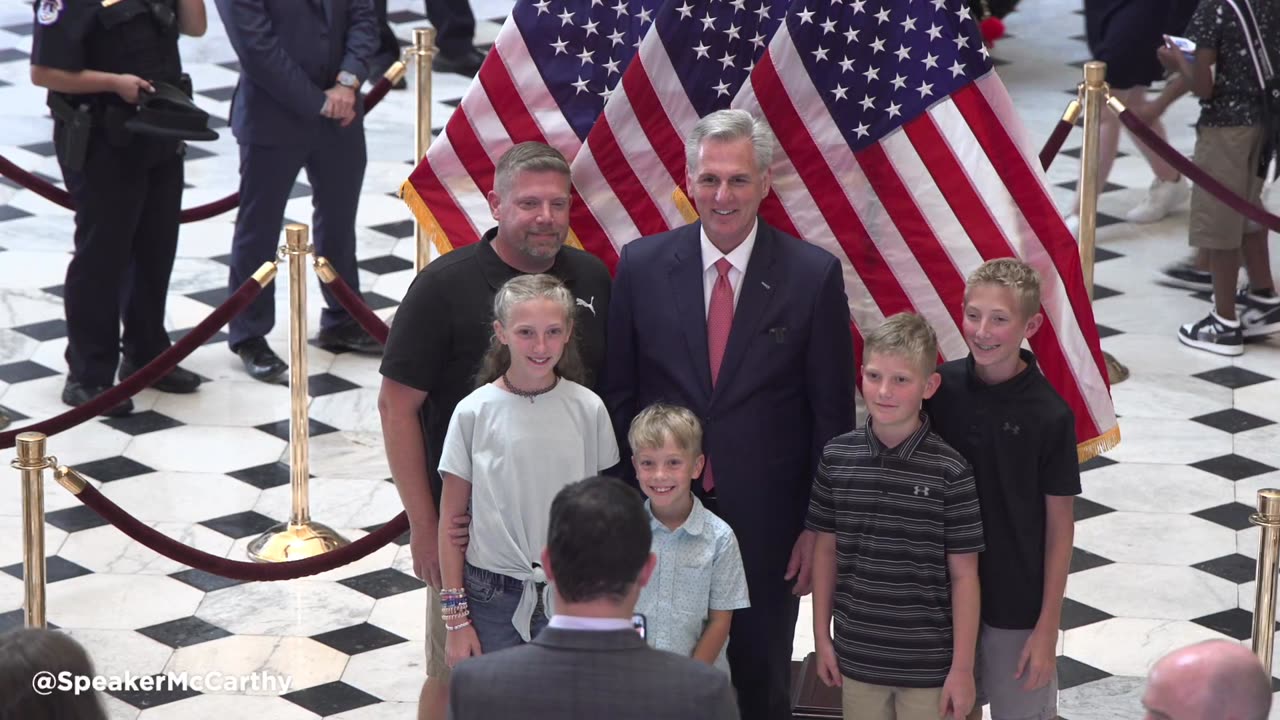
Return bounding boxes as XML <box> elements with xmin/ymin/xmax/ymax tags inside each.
<box><xmin>123</xmin><ymin>81</ymin><xmax>219</xmax><ymax>142</ymax></box>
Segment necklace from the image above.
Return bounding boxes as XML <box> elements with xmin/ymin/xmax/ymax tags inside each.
<box><xmin>502</xmin><ymin>373</ymin><xmax>559</xmax><ymax>403</ymax></box>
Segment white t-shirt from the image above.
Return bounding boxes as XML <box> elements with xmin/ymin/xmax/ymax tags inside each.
<box><xmin>438</xmin><ymin>379</ymin><xmax>620</xmax><ymax>640</ymax></box>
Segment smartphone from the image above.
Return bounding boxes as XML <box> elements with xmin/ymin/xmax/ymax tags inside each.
<box><xmin>1164</xmin><ymin>34</ymin><xmax>1197</xmax><ymax>63</ymax></box>
<box><xmin>632</xmin><ymin>613</ymin><xmax>647</xmax><ymax>639</ymax></box>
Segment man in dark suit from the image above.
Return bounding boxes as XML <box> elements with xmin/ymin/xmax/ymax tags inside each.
<box><xmin>603</xmin><ymin>109</ymin><xmax>855</xmax><ymax>720</ymax></box>
<box><xmin>447</xmin><ymin>476</ymin><xmax>738</xmax><ymax>719</ymax></box>
<box><xmin>215</xmin><ymin>0</ymin><xmax>382</xmax><ymax>383</ymax></box>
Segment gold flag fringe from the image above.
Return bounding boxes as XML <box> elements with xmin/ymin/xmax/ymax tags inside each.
<box><xmin>673</xmin><ymin>187</ymin><xmax>699</xmax><ymax>223</ymax></box>
<box><xmin>400</xmin><ymin>180</ymin><xmax>455</xmax><ymax>255</ymax></box>
<box><xmin>1076</xmin><ymin>423</ymin><xmax>1120</xmax><ymax>464</ymax></box>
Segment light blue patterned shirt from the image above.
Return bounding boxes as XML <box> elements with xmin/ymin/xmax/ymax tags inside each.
<box><xmin>635</xmin><ymin>496</ymin><xmax>751</xmax><ymax>673</ymax></box>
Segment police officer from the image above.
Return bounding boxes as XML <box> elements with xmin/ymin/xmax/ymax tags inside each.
<box><xmin>30</xmin><ymin>0</ymin><xmax>208</xmax><ymax>417</ymax></box>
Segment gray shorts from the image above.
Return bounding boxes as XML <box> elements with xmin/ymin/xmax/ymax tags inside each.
<box><xmin>973</xmin><ymin>624</ymin><xmax>1058</xmax><ymax>720</ymax></box>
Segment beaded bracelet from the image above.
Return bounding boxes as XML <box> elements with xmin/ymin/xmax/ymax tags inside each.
<box><xmin>442</xmin><ymin>608</ymin><xmax>470</xmax><ymax>619</ymax></box>
<box><xmin>444</xmin><ymin>619</ymin><xmax>472</xmax><ymax>632</ymax></box>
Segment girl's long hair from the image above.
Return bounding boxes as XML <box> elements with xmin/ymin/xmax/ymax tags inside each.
<box><xmin>474</xmin><ymin>274</ymin><xmax>587</xmax><ymax>388</ymax></box>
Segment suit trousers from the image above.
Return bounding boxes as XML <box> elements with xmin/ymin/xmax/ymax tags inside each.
<box><xmin>423</xmin><ymin>0</ymin><xmax>475</xmax><ymax>55</ymax></box>
<box><xmin>57</xmin><ymin>122</ymin><xmax>183</xmax><ymax>386</ymax></box>
<box><xmin>227</xmin><ymin>122</ymin><xmax>366</xmax><ymax>350</ymax></box>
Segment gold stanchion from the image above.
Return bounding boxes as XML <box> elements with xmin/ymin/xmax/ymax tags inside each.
<box><xmin>248</xmin><ymin>224</ymin><xmax>349</xmax><ymax>562</ymax></box>
<box><xmin>1062</xmin><ymin>98</ymin><xmax>1082</xmax><ymax>127</ymax></box>
<box><xmin>1077</xmin><ymin>61</ymin><xmax>1130</xmax><ymax>384</ymax></box>
<box><xmin>411</xmin><ymin>27</ymin><xmax>437</xmax><ymax>272</ymax></box>
<box><xmin>384</xmin><ymin>60</ymin><xmax>407</xmax><ymax>88</ymax></box>
<box><xmin>1251</xmin><ymin>489</ymin><xmax>1280</xmax><ymax>675</ymax></box>
<box><xmin>13</xmin><ymin>432</ymin><xmax>52</xmax><ymax>628</ymax></box>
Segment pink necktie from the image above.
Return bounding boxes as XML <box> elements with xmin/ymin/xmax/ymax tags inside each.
<box><xmin>704</xmin><ymin>258</ymin><xmax>734</xmax><ymax>492</ymax></box>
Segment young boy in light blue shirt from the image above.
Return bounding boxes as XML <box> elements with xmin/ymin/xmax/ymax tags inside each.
<box><xmin>630</xmin><ymin>403</ymin><xmax>750</xmax><ymax>672</ymax></box>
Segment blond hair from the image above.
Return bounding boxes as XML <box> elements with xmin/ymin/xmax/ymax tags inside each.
<box><xmin>627</xmin><ymin>403</ymin><xmax>703</xmax><ymax>457</ymax></box>
<box><xmin>964</xmin><ymin>258</ymin><xmax>1042</xmax><ymax>319</ymax></box>
<box><xmin>474</xmin><ymin>274</ymin><xmax>586</xmax><ymax>387</ymax></box>
<box><xmin>863</xmin><ymin>312</ymin><xmax>939</xmax><ymax>375</ymax></box>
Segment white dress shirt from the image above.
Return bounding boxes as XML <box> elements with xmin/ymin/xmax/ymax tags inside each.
<box><xmin>699</xmin><ymin>220</ymin><xmax>758</xmax><ymax>316</ymax></box>
<box><xmin>547</xmin><ymin>615</ymin><xmax>637</xmax><ymax>632</ymax></box>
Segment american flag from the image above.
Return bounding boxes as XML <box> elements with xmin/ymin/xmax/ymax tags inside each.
<box><xmin>402</xmin><ymin>0</ymin><xmax>1119</xmax><ymax>457</ymax></box>
<box><xmin>401</xmin><ymin>0</ymin><xmax>661</xmax><ymax>251</ymax></box>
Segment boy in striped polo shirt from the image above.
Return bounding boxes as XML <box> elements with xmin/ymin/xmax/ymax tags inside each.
<box><xmin>808</xmin><ymin>312</ymin><xmax>985</xmax><ymax>720</ymax></box>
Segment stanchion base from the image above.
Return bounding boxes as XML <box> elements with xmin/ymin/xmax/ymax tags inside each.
<box><xmin>247</xmin><ymin>522</ymin><xmax>350</xmax><ymax>563</ymax></box>
<box><xmin>1104</xmin><ymin>351</ymin><xmax>1129</xmax><ymax>384</ymax></box>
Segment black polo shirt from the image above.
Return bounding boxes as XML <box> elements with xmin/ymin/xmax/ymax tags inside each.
<box><xmin>379</xmin><ymin>228</ymin><xmax>611</xmax><ymax>506</ymax></box>
<box><xmin>806</xmin><ymin>413</ymin><xmax>984</xmax><ymax>688</ymax></box>
<box><xmin>926</xmin><ymin>349</ymin><xmax>1081</xmax><ymax>630</ymax></box>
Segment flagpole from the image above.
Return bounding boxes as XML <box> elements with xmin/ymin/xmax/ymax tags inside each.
<box><xmin>412</xmin><ymin>27</ymin><xmax>437</xmax><ymax>272</ymax></box>
<box><xmin>1077</xmin><ymin>61</ymin><xmax>1129</xmax><ymax>384</ymax></box>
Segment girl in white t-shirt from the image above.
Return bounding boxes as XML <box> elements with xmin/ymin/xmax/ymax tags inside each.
<box><xmin>437</xmin><ymin>273</ymin><xmax>619</xmax><ymax>667</ymax></box>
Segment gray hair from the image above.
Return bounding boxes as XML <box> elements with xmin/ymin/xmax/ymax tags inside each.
<box><xmin>493</xmin><ymin>142</ymin><xmax>571</xmax><ymax>195</ymax></box>
<box><xmin>684</xmin><ymin>109</ymin><xmax>775</xmax><ymax>174</ymax></box>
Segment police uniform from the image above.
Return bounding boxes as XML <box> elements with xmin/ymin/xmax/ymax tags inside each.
<box><xmin>31</xmin><ymin>0</ymin><xmax>199</xmax><ymax>411</ymax></box>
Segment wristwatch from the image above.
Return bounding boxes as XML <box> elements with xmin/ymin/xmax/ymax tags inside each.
<box><xmin>336</xmin><ymin>71</ymin><xmax>358</xmax><ymax>89</ymax></box>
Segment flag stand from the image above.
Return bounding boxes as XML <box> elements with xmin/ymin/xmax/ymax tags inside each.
<box><xmin>1077</xmin><ymin>61</ymin><xmax>1129</xmax><ymax>384</ymax></box>
<box><xmin>411</xmin><ymin>27</ymin><xmax>438</xmax><ymax>272</ymax></box>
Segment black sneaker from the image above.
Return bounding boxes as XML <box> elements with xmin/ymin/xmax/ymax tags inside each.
<box><xmin>62</xmin><ymin>380</ymin><xmax>134</xmax><ymax>418</ymax></box>
<box><xmin>1158</xmin><ymin>260</ymin><xmax>1212</xmax><ymax>292</ymax></box>
<box><xmin>119</xmin><ymin>359</ymin><xmax>203</xmax><ymax>394</ymax></box>
<box><xmin>1178</xmin><ymin>311</ymin><xmax>1244</xmax><ymax>356</ymax></box>
<box><xmin>1237</xmin><ymin>289</ymin><xmax>1280</xmax><ymax>338</ymax></box>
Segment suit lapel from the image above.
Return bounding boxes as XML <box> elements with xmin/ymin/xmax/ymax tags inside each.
<box><xmin>668</xmin><ymin>224</ymin><xmax>714</xmax><ymax>397</ymax></box>
<box><xmin>712</xmin><ymin>222</ymin><xmax>777</xmax><ymax>401</ymax></box>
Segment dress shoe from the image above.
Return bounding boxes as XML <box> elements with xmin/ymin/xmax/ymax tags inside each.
<box><xmin>317</xmin><ymin>320</ymin><xmax>384</xmax><ymax>355</ymax></box>
<box><xmin>235</xmin><ymin>338</ymin><xmax>288</xmax><ymax>384</ymax></box>
<box><xmin>62</xmin><ymin>380</ymin><xmax>134</xmax><ymax>418</ymax></box>
<box><xmin>119</xmin><ymin>359</ymin><xmax>203</xmax><ymax>394</ymax></box>
<box><xmin>433</xmin><ymin>47</ymin><xmax>485</xmax><ymax>77</ymax></box>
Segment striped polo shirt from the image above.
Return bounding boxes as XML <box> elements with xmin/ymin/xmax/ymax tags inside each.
<box><xmin>806</xmin><ymin>413</ymin><xmax>984</xmax><ymax>688</ymax></box>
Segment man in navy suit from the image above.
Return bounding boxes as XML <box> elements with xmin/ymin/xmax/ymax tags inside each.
<box><xmin>216</xmin><ymin>0</ymin><xmax>382</xmax><ymax>383</ymax></box>
<box><xmin>604</xmin><ymin>109</ymin><xmax>855</xmax><ymax>719</ymax></box>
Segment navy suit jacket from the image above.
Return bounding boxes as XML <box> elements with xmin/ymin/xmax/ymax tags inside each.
<box><xmin>215</xmin><ymin>0</ymin><xmax>377</xmax><ymax>145</ymax></box>
<box><xmin>603</xmin><ymin>221</ymin><xmax>855</xmax><ymax>585</ymax></box>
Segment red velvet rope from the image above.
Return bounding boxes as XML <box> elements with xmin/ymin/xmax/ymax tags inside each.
<box><xmin>0</xmin><ymin>275</ymin><xmax>267</xmax><ymax>449</ymax></box>
<box><xmin>1115</xmin><ymin>108</ymin><xmax>1280</xmax><ymax>233</ymax></box>
<box><xmin>0</xmin><ymin>75</ymin><xmax>395</xmax><ymax>223</ymax></box>
<box><xmin>70</xmin><ymin>479</ymin><xmax>409</xmax><ymax>581</ymax></box>
<box><xmin>317</xmin><ymin>262</ymin><xmax>391</xmax><ymax>345</ymax></box>
<box><xmin>1039</xmin><ymin>118</ymin><xmax>1073</xmax><ymax>172</ymax></box>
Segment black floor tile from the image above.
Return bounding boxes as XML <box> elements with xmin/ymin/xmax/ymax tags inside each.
<box><xmin>1055</xmin><ymin>180</ymin><xmax>1125</xmax><ymax>195</ymax></box>
<box><xmin>309</xmin><ymin>373</ymin><xmax>361</xmax><ymax>397</ymax></box>
<box><xmin>46</xmin><ymin>505</ymin><xmax>110</xmax><ymax>533</ymax></box>
<box><xmin>0</xmin><ymin>48</ymin><xmax>30</xmax><ymax>62</ymax></box>
<box><xmin>255</xmin><ymin>418</ymin><xmax>339</xmax><ymax>441</ymax></box>
<box><xmin>1193</xmin><ymin>553</ymin><xmax>1261</xmax><ymax>585</ymax></box>
<box><xmin>0</xmin><ymin>360</ymin><xmax>60</xmax><ymax>384</ymax></box>
<box><xmin>11</xmin><ymin>318</ymin><xmax>68</xmax><ymax>341</ymax></box>
<box><xmin>369</xmin><ymin>220</ymin><xmax>416</xmax><ymax>239</ymax></box>
<box><xmin>199</xmin><ymin>511</ymin><xmax>280</xmax><ymax>539</ymax></box>
<box><xmin>1059</xmin><ymin>598</ymin><xmax>1113</xmax><ymax>631</ymax></box>
<box><xmin>19</xmin><ymin>140</ymin><xmax>56</xmax><ymax>156</ymax></box>
<box><xmin>137</xmin><ymin>616</ymin><xmax>233</xmax><ymax>649</ymax></box>
<box><xmin>168</xmin><ymin>327</ymin><xmax>230</xmax><ymax>346</ymax></box>
<box><xmin>2</xmin><ymin>555</ymin><xmax>94</xmax><ymax>583</ymax></box>
<box><xmin>387</xmin><ymin>9</ymin><xmax>427</xmax><ymax>22</ymax></box>
<box><xmin>1070</xmin><ymin>547</ymin><xmax>1114</xmax><ymax>574</ymax></box>
<box><xmin>100</xmin><ymin>410</ymin><xmax>184</xmax><ymax>436</ymax></box>
<box><xmin>228</xmin><ymin>462</ymin><xmax>294</xmax><ymax>490</ymax></box>
<box><xmin>1191</xmin><ymin>454</ymin><xmax>1278</xmax><ymax>481</ymax></box>
<box><xmin>1094</xmin><ymin>324</ymin><xmax>1122</xmax><ymax>339</ymax></box>
<box><xmin>198</xmin><ymin>86</ymin><xmax>237</xmax><ymax>102</ymax></box>
<box><xmin>363</xmin><ymin>292</ymin><xmax>399</xmax><ymax>311</ymax></box>
<box><xmin>1074</xmin><ymin>497</ymin><xmax>1115</xmax><ymax>522</ymax></box>
<box><xmin>1191</xmin><ymin>608</ymin><xmax>1273</xmax><ymax>641</ymax></box>
<box><xmin>358</xmin><ymin>255</ymin><xmax>415</xmax><ymax>275</ymax></box>
<box><xmin>338</xmin><ymin>568</ymin><xmax>425</xmax><ymax>599</ymax></box>
<box><xmin>1057</xmin><ymin>656</ymin><xmax>1112</xmax><ymax>690</ymax></box>
<box><xmin>0</xmin><ymin>404</ymin><xmax>29</xmax><ymax>422</ymax></box>
<box><xmin>283</xmin><ymin>681</ymin><xmax>381</xmax><ymax>716</ymax></box>
<box><xmin>311</xmin><ymin>622</ymin><xmax>408</xmax><ymax>655</ymax></box>
<box><xmin>1091</xmin><ymin>284</ymin><xmax>1121</xmax><ymax>301</ymax></box>
<box><xmin>74</xmin><ymin>456</ymin><xmax>154</xmax><ymax>483</ymax></box>
<box><xmin>1080</xmin><ymin>455</ymin><xmax>1118</xmax><ymax>473</ymax></box>
<box><xmin>1192</xmin><ymin>408</ymin><xmax>1275</xmax><ymax>434</ymax></box>
<box><xmin>169</xmin><ymin>568</ymin><xmax>247</xmax><ymax>593</ymax></box>
<box><xmin>1193</xmin><ymin>366</ymin><xmax>1274</xmax><ymax>389</ymax></box>
<box><xmin>41</xmin><ymin>284</ymin><xmax>65</xmax><ymax>298</ymax></box>
<box><xmin>185</xmin><ymin>287</ymin><xmax>229</xmax><ymax>308</ymax></box>
<box><xmin>1193</xmin><ymin>502</ymin><xmax>1258</xmax><ymax>532</ymax></box>
<box><xmin>107</xmin><ymin>678</ymin><xmax>202</xmax><ymax>709</ymax></box>
<box><xmin>0</xmin><ymin>206</ymin><xmax>33</xmax><ymax>222</ymax></box>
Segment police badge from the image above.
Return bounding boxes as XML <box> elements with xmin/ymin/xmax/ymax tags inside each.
<box><xmin>37</xmin><ymin>0</ymin><xmax>63</xmax><ymax>26</ymax></box>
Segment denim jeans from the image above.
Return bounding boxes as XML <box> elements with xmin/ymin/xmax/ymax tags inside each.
<box><xmin>465</xmin><ymin>562</ymin><xmax>548</xmax><ymax>653</ymax></box>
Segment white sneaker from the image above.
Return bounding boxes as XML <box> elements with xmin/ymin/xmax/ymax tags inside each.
<box><xmin>1125</xmin><ymin>177</ymin><xmax>1190</xmax><ymax>224</ymax></box>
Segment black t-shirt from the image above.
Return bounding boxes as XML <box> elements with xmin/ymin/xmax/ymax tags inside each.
<box><xmin>925</xmin><ymin>349</ymin><xmax>1082</xmax><ymax>630</ymax></box>
<box><xmin>379</xmin><ymin>229</ymin><xmax>612</xmax><ymax>506</ymax></box>
<box><xmin>1185</xmin><ymin>0</ymin><xmax>1280</xmax><ymax>127</ymax></box>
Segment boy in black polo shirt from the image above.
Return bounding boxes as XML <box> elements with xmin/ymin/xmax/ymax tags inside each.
<box><xmin>927</xmin><ymin>259</ymin><xmax>1081</xmax><ymax>720</ymax></box>
<box><xmin>808</xmin><ymin>312</ymin><xmax>984</xmax><ymax>720</ymax></box>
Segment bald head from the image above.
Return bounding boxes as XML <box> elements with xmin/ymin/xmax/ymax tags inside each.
<box><xmin>1143</xmin><ymin>640</ymin><xmax>1271</xmax><ymax>720</ymax></box>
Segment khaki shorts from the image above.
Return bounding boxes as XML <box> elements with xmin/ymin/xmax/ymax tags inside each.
<box><xmin>1189</xmin><ymin>125</ymin><xmax>1267</xmax><ymax>250</ymax></box>
<box><xmin>841</xmin><ymin>677</ymin><xmax>942</xmax><ymax>720</ymax></box>
<box><xmin>425</xmin><ymin>586</ymin><xmax>450</xmax><ymax>678</ymax></box>
<box><xmin>973</xmin><ymin>624</ymin><xmax>1057</xmax><ymax>720</ymax></box>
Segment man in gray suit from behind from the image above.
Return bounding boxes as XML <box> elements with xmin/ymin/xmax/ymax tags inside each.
<box><xmin>447</xmin><ymin>476</ymin><xmax>739</xmax><ymax>720</ymax></box>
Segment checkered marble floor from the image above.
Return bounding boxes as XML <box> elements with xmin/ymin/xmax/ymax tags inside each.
<box><xmin>2</xmin><ymin>0</ymin><xmax>1280</xmax><ymax>718</ymax></box>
